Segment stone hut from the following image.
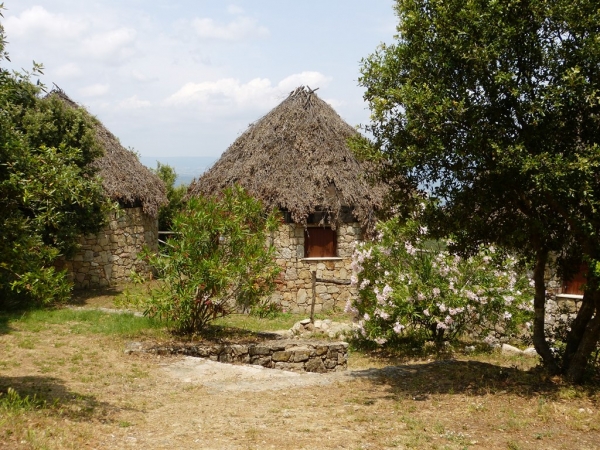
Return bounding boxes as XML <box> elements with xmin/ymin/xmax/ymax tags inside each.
<box><xmin>187</xmin><ymin>86</ymin><xmax>387</xmax><ymax>313</ymax></box>
<box><xmin>53</xmin><ymin>90</ymin><xmax>168</xmax><ymax>288</ymax></box>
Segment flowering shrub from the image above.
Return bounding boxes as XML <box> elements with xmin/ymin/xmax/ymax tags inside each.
<box><xmin>347</xmin><ymin>218</ymin><xmax>534</xmax><ymax>345</ymax></box>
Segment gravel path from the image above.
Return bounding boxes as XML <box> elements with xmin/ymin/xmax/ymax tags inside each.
<box><xmin>160</xmin><ymin>356</ymin><xmax>348</xmax><ymax>393</ymax></box>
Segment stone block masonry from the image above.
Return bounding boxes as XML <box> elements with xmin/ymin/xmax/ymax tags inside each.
<box><xmin>132</xmin><ymin>340</ymin><xmax>348</xmax><ymax>373</ymax></box>
<box><xmin>268</xmin><ymin>223</ymin><xmax>361</xmax><ymax>313</ymax></box>
<box><xmin>57</xmin><ymin>207</ymin><xmax>158</xmax><ymax>289</ymax></box>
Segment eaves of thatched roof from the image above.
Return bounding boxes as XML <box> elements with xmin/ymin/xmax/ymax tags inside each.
<box><xmin>187</xmin><ymin>86</ymin><xmax>387</xmax><ymax>230</ymax></box>
<box><xmin>49</xmin><ymin>89</ymin><xmax>167</xmax><ymax>218</ymax></box>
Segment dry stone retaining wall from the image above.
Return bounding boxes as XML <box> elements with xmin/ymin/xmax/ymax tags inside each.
<box><xmin>268</xmin><ymin>223</ymin><xmax>361</xmax><ymax>313</ymax></box>
<box><xmin>58</xmin><ymin>207</ymin><xmax>158</xmax><ymax>289</ymax></box>
<box><xmin>137</xmin><ymin>340</ymin><xmax>348</xmax><ymax>373</ymax></box>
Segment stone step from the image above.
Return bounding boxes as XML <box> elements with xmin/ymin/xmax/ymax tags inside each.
<box><xmin>127</xmin><ymin>339</ymin><xmax>348</xmax><ymax>373</ymax></box>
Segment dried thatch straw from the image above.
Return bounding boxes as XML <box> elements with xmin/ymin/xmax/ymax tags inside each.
<box><xmin>187</xmin><ymin>86</ymin><xmax>386</xmax><ymax>230</ymax></box>
<box><xmin>49</xmin><ymin>88</ymin><xmax>167</xmax><ymax>218</ymax></box>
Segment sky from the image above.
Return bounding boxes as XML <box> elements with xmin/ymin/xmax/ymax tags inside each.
<box><xmin>2</xmin><ymin>1</ymin><xmax>397</xmax><ymax>166</ymax></box>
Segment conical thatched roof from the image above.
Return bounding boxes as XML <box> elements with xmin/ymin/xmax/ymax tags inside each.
<box><xmin>187</xmin><ymin>86</ymin><xmax>386</xmax><ymax>229</ymax></box>
<box><xmin>49</xmin><ymin>88</ymin><xmax>167</xmax><ymax>218</ymax></box>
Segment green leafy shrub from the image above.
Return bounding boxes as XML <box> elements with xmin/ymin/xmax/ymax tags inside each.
<box><xmin>348</xmin><ymin>215</ymin><xmax>534</xmax><ymax>346</ymax></box>
<box><xmin>250</xmin><ymin>300</ymin><xmax>285</xmax><ymax>319</ymax></box>
<box><xmin>140</xmin><ymin>186</ymin><xmax>281</xmax><ymax>334</ymax></box>
<box><xmin>151</xmin><ymin>162</ymin><xmax>187</xmax><ymax>231</ymax></box>
<box><xmin>0</xmin><ymin>387</ymin><xmax>46</xmax><ymax>412</ymax></box>
<box><xmin>0</xmin><ymin>16</ymin><xmax>108</xmax><ymax>308</ymax></box>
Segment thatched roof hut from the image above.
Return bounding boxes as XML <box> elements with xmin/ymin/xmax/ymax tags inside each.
<box><xmin>49</xmin><ymin>88</ymin><xmax>167</xmax><ymax>217</ymax></box>
<box><xmin>187</xmin><ymin>86</ymin><xmax>386</xmax><ymax>229</ymax></box>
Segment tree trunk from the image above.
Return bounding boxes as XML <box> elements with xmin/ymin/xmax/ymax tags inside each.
<box><xmin>562</xmin><ymin>269</ymin><xmax>597</xmax><ymax>370</ymax></box>
<box><xmin>532</xmin><ymin>249</ymin><xmax>560</xmax><ymax>374</ymax></box>
<box><xmin>564</xmin><ymin>285</ymin><xmax>600</xmax><ymax>383</ymax></box>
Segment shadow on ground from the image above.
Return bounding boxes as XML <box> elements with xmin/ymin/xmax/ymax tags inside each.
<box><xmin>69</xmin><ymin>287</ymin><xmax>124</xmax><ymax>306</ymax></box>
<box><xmin>0</xmin><ymin>314</ymin><xmax>12</xmax><ymax>335</ymax></box>
<box><xmin>348</xmin><ymin>359</ymin><xmax>599</xmax><ymax>399</ymax></box>
<box><xmin>0</xmin><ymin>375</ymin><xmax>127</xmax><ymax>421</ymax></box>
<box><xmin>168</xmin><ymin>325</ymin><xmax>284</xmax><ymax>344</ymax></box>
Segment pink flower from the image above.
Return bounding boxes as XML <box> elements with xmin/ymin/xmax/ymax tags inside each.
<box><xmin>393</xmin><ymin>322</ymin><xmax>405</xmax><ymax>334</ymax></box>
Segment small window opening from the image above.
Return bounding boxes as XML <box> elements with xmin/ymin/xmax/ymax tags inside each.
<box><xmin>304</xmin><ymin>227</ymin><xmax>336</xmax><ymax>258</ymax></box>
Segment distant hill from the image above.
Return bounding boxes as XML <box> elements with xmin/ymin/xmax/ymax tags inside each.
<box><xmin>140</xmin><ymin>156</ymin><xmax>217</xmax><ymax>186</ymax></box>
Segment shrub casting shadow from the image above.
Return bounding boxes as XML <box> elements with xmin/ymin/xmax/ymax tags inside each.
<box><xmin>0</xmin><ymin>313</ymin><xmax>12</xmax><ymax>335</ymax></box>
<box><xmin>0</xmin><ymin>375</ymin><xmax>128</xmax><ymax>421</ymax></box>
<box><xmin>348</xmin><ymin>359</ymin><xmax>598</xmax><ymax>399</ymax></box>
<box><xmin>175</xmin><ymin>324</ymin><xmax>283</xmax><ymax>344</ymax></box>
<box><xmin>69</xmin><ymin>287</ymin><xmax>123</xmax><ymax>306</ymax></box>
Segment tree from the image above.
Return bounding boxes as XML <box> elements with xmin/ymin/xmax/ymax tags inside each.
<box><xmin>138</xmin><ymin>186</ymin><xmax>281</xmax><ymax>334</ymax></box>
<box><xmin>360</xmin><ymin>0</ymin><xmax>600</xmax><ymax>381</ymax></box>
<box><xmin>151</xmin><ymin>162</ymin><xmax>186</xmax><ymax>231</ymax></box>
<box><xmin>0</xmin><ymin>11</ymin><xmax>108</xmax><ymax>307</ymax></box>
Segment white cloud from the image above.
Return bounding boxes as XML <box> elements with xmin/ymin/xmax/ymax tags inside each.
<box><xmin>79</xmin><ymin>83</ymin><xmax>109</xmax><ymax>97</ymax></box>
<box><xmin>324</xmin><ymin>98</ymin><xmax>344</xmax><ymax>109</ymax></box>
<box><xmin>118</xmin><ymin>95</ymin><xmax>152</xmax><ymax>110</ymax></box>
<box><xmin>129</xmin><ymin>70</ymin><xmax>157</xmax><ymax>83</ymax></box>
<box><xmin>165</xmin><ymin>71</ymin><xmax>333</xmax><ymax>112</ymax></box>
<box><xmin>166</xmin><ymin>77</ymin><xmax>272</xmax><ymax>108</ymax></box>
<box><xmin>54</xmin><ymin>63</ymin><xmax>83</xmax><ymax>79</ymax></box>
<box><xmin>4</xmin><ymin>6</ymin><xmax>87</xmax><ymax>40</ymax></box>
<box><xmin>81</xmin><ymin>28</ymin><xmax>137</xmax><ymax>63</ymax></box>
<box><xmin>277</xmin><ymin>71</ymin><xmax>333</xmax><ymax>92</ymax></box>
<box><xmin>5</xmin><ymin>6</ymin><xmax>137</xmax><ymax>65</ymax></box>
<box><xmin>192</xmin><ymin>17</ymin><xmax>269</xmax><ymax>41</ymax></box>
<box><xmin>227</xmin><ymin>5</ymin><xmax>245</xmax><ymax>15</ymax></box>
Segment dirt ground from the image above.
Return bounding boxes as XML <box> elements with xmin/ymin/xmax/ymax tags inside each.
<box><xmin>2</xmin><ymin>295</ymin><xmax>600</xmax><ymax>449</ymax></box>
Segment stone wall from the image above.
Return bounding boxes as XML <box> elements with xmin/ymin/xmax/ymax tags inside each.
<box><xmin>58</xmin><ymin>207</ymin><xmax>158</xmax><ymax>289</ymax></box>
<box><xmin>132</xmin><ymin>340</ymin><xmax>349</xmax><ymax>373</ymax></box>
<box><xmin>268</xmin><ymin>223</ymin><xmax>361</xmax><ymax>313</ymax></box>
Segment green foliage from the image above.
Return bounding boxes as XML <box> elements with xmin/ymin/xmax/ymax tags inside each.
<box><xmin>138</xmin><ymin>186</ymin><xmax>281</xmax><ymax>334</ymax></box>
<box><xmin>151</xmin><ymin>162</ymin><xmax>186</xmax><ymax>231</ymax></box>
<box><xmin>0</xmin><ymin>387</ymin><xmax>47</xmax><ymax>412</ymax></box>
<box><xmin>360</xmin><ymin>0</ymin><xmax>600</xmax><ymax>380</ymax></box>
<box><xmin>0</xmin><ymin>12</ymin><xmax>108</xmax><ymax>308</ymax></box>
<box><xmin>250</xmin><ymin>300</ymin><xmax>285</xmax><ymax>319</ymax></box>
<box><xmin>349</xmin><ymin>214</ymin><xmax>533</xmax><ymax>346</ymax></box>
<box><xmin>347</xmin><ymin>134</ymin><xmax>383</xmax><ymax>164</ymax></box>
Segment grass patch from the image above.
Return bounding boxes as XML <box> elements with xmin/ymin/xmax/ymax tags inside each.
<box><xmin>0</xmin><ymin>387</ymin><xmax>48</xmax><ymax>412</ymax></box>
<box><xmin>2</xmin><ymin>308</ymin><xmax>166</xmax><ymax>338</ymax></box>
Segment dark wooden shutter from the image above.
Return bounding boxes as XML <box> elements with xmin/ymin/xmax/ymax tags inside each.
<box><xmin>564</xmin><ymin>264</ymin><xmax>587</xmax><ymax>295</ymax></box>
<box><xmin>304</xmin><ymin>227</ymin><xmax>336</xmax><ymax>257</ymax></box>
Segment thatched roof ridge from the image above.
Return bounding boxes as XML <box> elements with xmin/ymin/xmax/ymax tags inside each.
<box><xmin>187</xmin><ymin>86</ymin><xmax>386</xmax><ymax>229</ymax></box>
<box><xmin>49</xmin><ymin>88</ymin><xmax>167</xmax><ymax>218</ymax></box>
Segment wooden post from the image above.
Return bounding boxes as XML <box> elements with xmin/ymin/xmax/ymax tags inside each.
<box><xmin>310</xmin><ymin>270</ymin><xmax>317</xmax><ymax>324</ymax></box>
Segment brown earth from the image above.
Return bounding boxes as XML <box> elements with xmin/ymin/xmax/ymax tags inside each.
<box><xmin>1</xmin><ymin>292</ymin><xmax>600</xmax><ymax>449</ymax></box>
